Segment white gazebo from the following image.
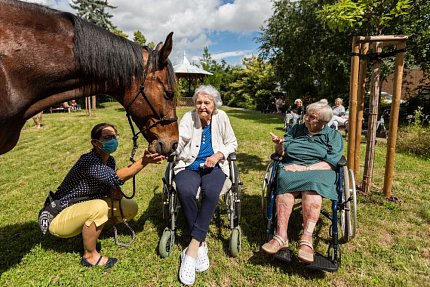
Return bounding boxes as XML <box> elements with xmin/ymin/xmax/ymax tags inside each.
<box><xmin>174</xmin><ymin>53</ymin><xmax>213</xmax><ymax>99</ymax></box>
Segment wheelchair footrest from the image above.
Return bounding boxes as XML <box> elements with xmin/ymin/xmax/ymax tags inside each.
<box><xmin>305</xmin><ymin>253</ymin><xmax>338</xmax><ymax>272</ymax></box>
<box><xmin>273</xmin><ymin>249</ymin><xmax>291</xmax><ymax>263</ymax></box>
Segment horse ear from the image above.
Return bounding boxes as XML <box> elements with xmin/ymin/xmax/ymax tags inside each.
<box><xmin>158</xmin><ymin>32</ymin><xmax>173</xmax><ymax>65</ymax></box>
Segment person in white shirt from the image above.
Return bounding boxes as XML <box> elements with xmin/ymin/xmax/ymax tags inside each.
<box><xmin>331</xmin><ymin>98</ymin><xmax>348</xmax><ymax>130</ymax></box>
<box><xmin>174</xmin><ymin>85</ymin><xmax>238</xmax><ymax>285</ymax></box>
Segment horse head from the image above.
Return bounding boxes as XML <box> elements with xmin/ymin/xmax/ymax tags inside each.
<box><xmin>125</xmin><ymin>32</ymin><xmax>179</xmax><ymax>156</ymax></box>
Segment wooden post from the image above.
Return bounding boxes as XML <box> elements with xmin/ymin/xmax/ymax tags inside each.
<box><xmin>362</xmin><ymin>42</ymin><xmax>383</xmax><ymax>194</ymax></box>
<box><xmin>91</xmin><ymin>95</ymin><xmax>96</xmax><ymax>111</ymax></box>
<box><xmin>86</xmin><ymin>97</ymin><xmax>92</xmax><ymax>116</ymax></box>
<box><xmin>347</xmin><ymin>37</ymin><xmax>361</xmax><ymax>173</ymax></box>
<box><xmin>383</xmin><ymin>40</ymin><xmax>407</xmax><ymax>198</ymax></box>
<box><xmin>354</xmin><ymin>43</ymin><xmax>369</xmax><ymax>177</ymax></box>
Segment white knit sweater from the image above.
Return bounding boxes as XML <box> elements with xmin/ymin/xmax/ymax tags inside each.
<box><xmin>173</xmin><ymin>109</ymin><xmax>238</xmax><ymax>176</ymax></box>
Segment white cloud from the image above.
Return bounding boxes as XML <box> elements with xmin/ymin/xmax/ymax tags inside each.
<box><xmin>22</xmin><ymin>0</ymin><xmax>273</xmax><ymax>65</ymax></box>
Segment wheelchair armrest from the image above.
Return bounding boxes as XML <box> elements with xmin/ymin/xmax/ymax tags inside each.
<box><xmin>270</xmin><ymin>153</ymin><xmax>282</xmax><ymax>161</ymax></box>
<box><xmin>228</xmin><ymin>152</ymin><xmax>237</xmax><ymax>161</ymax></box>
<box><xmin>337</xmin><ymin>156</ymin><xmax>347</xmax><ymax>167</ymax></box>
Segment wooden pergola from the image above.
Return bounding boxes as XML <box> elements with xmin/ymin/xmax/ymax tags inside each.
<box><xmin>174</xmin><ymin>53</ymin><xmax>213</xmax><ymax>100</ymax></box>
<box><xmin>347</xmin><ymin>35</ymin><xmax>408</xmax><ymax>200</ymax></box>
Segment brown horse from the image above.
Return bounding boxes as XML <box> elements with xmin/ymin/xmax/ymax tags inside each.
<box><xmin>0</xmin><ymin>0</ymin><xmax>178</xmax><ymax>156</ymax></box>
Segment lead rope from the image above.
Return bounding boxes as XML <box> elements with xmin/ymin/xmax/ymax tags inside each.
<box><xmin>111</xmin><ymin>197</ymin><xmax>136</xmax><ymax>247</ymax></box>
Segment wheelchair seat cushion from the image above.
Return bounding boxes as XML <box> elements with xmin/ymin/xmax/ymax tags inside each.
<box><xmin>276</xmin><ymin>168</ymin><xmax>337</xmax><ymax>200</ymax></box>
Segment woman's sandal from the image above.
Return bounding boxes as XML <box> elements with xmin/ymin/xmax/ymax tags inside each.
<box><xmin>81</xmin><ymin>256</ymin><xmax>118</xmax><ymax>270</ymax></box>
<box><xmin>261</xmin><ymin>235</ymin><xmax>288</xmax><ymax>255</ymax></box>
<box><xmin>297</xmin><ymin>240</ymin><xmax>314</xmax><ymax>264</ymax></box>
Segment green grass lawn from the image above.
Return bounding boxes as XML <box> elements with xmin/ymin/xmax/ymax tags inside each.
<box><xmin>0</xmin><ymin>103</ymin><xmax>429</xmax><ymax>286</ymax></box>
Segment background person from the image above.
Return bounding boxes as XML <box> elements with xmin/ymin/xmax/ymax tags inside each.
<box><xmin>261</xmin><ymin>101</ymin><xmax>343</xmax><ymax>264</ymax></box>
<box><xmin>275</xmin><ymin>97</ymin><xmax>285</xmax><ymax>113</ymax></box>
<box><xmin>331</xmin><ymin>98</ymin><xmax>348</xmax><ymax>130</ymax></box>
<box><xmin>285</xmin><ymin>98</ymin><xmax>304</xmax><ymax>125</ymax></box>
<box><xmin>174</xmin><ymin>85</ymin><xmax>238</xmax><ymax>285</ymax></box>
<box><xmin>39</xmin><ymin>123</ymin><xmax>165</xmax><ymax>269</ymax></box>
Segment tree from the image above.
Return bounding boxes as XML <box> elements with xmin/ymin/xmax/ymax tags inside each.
<box><xmin>70</xmin><ymin>0</ymin><xmax>116</xmax><ymax>31</ymax></box>
<box><xmin>317</xmin><ymin>0</ymin><xmax>411</xmax><ymax>35</ymax></box>
<box><xmin>111</xmin><ymin>27</ymin><xmax>128</xmax><ymax>39</ymax></box>
<box><xmin>199</xmin><ymin>47</ymin><xmax>237</xmax><ymax>99</ymax></box>
<box><xmin>225</xmin><ymin>55</ymin><xmax>277</xmax><ymax>110</ymax></box>
<box><xmin>258</xmin><ymin>0</ymin><xmax>351</xmax><ymax>103</ymax></box>
<box><xmin>133</xmin><ymin>30</ymin><xmax>147</xmax><ymax>45</ymax></box>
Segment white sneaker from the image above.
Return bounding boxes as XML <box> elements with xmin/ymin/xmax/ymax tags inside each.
<box><xmin>179</xmin><ymin>248</ymin><xmax>196</xmax><ymax>285</ymax></box>
<box><xmin>195</xmin><ymin>242</ymin><xmax>209</xmax><ymax>273</ymax></box>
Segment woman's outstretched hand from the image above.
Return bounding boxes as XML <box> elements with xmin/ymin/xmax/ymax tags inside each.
<box><xmin>141</xmin><ymin>149</ymin><xmax>166</xmax><ymax>165</ymax></box>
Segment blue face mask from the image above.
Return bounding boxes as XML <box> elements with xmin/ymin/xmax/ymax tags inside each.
<box><xmin>99</xmin><ymin>138</ymin><xmax>118</xmax><ymax>154</ymax></box>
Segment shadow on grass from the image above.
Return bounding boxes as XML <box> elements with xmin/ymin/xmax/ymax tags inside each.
<box><xmin>236</xmin><ymin>152</ymin><xmax>268</xmax><ymax>174</ymax></box>
<box><xmin>240</xmin><ymin>192</ymin><xmax>335</xmax><ymax>277</ymax></box>
<box><xmin>0</xmin><ymin>221</ymin><xmax>83</xmax><ymax>275</ymax></box>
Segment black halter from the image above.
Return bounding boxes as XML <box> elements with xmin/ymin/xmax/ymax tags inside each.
<box><xmin>125</xmin><ymin>48</ymin><xmax>177</xmax><ymax>163</ymax></box>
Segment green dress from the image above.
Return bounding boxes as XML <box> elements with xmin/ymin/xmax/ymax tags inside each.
<box><xmin>276</xmin><ymin>124</ymin><xmax>344</xmax><ymax>200</ymax></box>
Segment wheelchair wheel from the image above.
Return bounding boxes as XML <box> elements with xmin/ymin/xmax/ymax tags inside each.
<box><xmin>348</xmin><ymin>169</ymin><xmax>357</xmax><ymax>239</ymax></box>
<box><xmin>340</xmin><ymin>167</ymin><xmax>357</xmax><ymax>242</ymax></box>
<box><xmin>231</xmin><ymin>161</ymin><xmax>241</xmax><ymax>227</ymax></box>
<box><xmin>159</xmin><ymin>228</ymin><xmax>175</xmax><ymax>258</ymax></box>
<box><xmin>162</xmin><ymin>185</ymin><xmax>170</xmax><ymax>226</ymax></box>
<box><xmin>229</xmin><ymin>226</ymin><xmax>241</xmax><ymax>258</ymax></box>
<box><xmin>261</xmin><ymin>160</ymin><xmax>275</xmax><ymax>218</ymax></box>
<box><xmin>340</xmin><ymin>166</ymin><xmax>351</xmax><ymax>242</ymax></box>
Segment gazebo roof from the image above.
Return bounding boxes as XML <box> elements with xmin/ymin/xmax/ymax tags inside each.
<box><xmin>174</xmin><ymin>53</ymin><xmax>213</xmax><ymax>78</ymax></box>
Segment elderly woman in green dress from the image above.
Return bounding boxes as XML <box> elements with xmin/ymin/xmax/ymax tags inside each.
<box><xmin>261</xmin><ymin>101</ymin><xmax>344</xmax><ymax>264</ymax></box>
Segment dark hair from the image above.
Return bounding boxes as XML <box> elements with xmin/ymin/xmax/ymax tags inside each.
<box><xmin>91</xmin><ymin>123</ymin><xmax>117</xmax><ymax>139</ymax></box>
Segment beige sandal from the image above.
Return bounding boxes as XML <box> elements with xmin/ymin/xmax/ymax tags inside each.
<box><xmin>261</xmin><ymin>235</ymin><xmax>288</xmax><ymax>255</ymax></box>
<box><xmin>297</xmin><ymin>239</ymin><xmax>314</xmax><ymax>264</ymax></box>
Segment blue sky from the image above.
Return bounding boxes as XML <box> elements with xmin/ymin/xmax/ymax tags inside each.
<box><xmin>25</xmin><ymin>0</ymin><xmax>274</xmax><ymax>66</ymax></box>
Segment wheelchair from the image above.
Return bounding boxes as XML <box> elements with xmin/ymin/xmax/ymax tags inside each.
<box><xmin>158</xmin><ymin>153</ymin><xmax>242</xmax><ymax>258</ymax></box>
<box><xmin>284</xmin><ymin>113</ymin><xmax>303</xmax><ymax>133</ymax></box>
<box><xmin>261</xmin><ymin>153</ymin><xmax>357</xmax><ymax>272</ymax></box>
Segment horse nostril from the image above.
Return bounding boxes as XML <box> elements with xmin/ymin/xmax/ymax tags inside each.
<box><xmin>172</xmin><ymin>142</ymin><xmax>178</xmax><ymax>151</ymax></box>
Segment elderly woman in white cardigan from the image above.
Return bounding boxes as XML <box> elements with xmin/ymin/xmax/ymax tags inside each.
<box><xmin>174</xmin><ymin>85</ymin><xmax>238</xmax><ymax>285</ymax></box>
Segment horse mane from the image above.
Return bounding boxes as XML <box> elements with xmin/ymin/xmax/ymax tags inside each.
<box><xmin>2</xmin><ymin>0</ymin><xmax>176</xmax><ymax>94</ymax></box>
<box><xmin>63</xmin><ymin>13</ymin><xmax>145</xmax><ymax>93</ymax></box>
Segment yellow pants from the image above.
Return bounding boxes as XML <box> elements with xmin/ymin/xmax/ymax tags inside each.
<box><xmin>49</xmin><ymin>198</ymin><xmax>138</xmax><ymax>238</ymax></box>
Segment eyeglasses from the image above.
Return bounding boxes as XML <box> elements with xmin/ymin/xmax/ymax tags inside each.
<box><xmin>100</xmin><ymin>134</ymin><xmax>119</xmax><ymax>141</ymax></box>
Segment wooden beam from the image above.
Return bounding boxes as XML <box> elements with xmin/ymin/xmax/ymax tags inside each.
<box><xmin>362</xmin><ymin>42</ymin><xmax>383</xmax><ymax>194</ymax></box>
<box><xmin>383</xmin><ymin>41</ymin><xmax>407</xmax><ymax>198</ymax></box>
<box><xmin>357</xmin><ymin>35</ymin><xmax>408</xmax><ymax>43</ymax></box>
<box><xmin>347</xmin><ymin>37</ymin><xmax>361</xmax><ymax>172</ymax></box>
<box><xmin>354</xmin><ymin>43</ymin><xmax>369</xmax><ymax>178</ymax></box>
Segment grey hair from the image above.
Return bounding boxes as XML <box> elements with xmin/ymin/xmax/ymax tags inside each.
<box><xmin>306</xmin><ymin>101</ymin><xmax>333</xmax><ymax>124</ymax></box>
<box><xmin>319</xmin><ymin>99</ymin><xmax>328</xmax><ymax>105</ymax></box>
<box><xmin>335</xmin><ymin>98</ymin><xmax>343</xmax><ymax>104</ymax></box>
<box><xmin>294</xmin><ymin>98</ymin><xmax>302</xmax><ymax>104</ymax></box>
<box><xmin>193</xmin><ymin>85</ymin><xmax>223</xmax><ymax>107</ymax></box>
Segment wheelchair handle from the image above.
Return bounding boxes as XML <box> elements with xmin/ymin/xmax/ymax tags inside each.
<box><xmin>228</xmin><ymin>152</ymin><xmax>237</xmax><ymax>161</ymax></box>
<box><xmin>337</xmin><ymin>156</ymin><xmax>347</xmax><ymax>167</ymax></box>
<box><xmin>270</xmin><ymin>153</ymin><xmax>282</xmax><ymax>161</ymax></box>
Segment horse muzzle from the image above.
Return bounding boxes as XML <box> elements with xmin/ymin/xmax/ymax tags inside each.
<box><xmin>148</xmin><ymin>139</ymin><xmax>178</xmax><ymax>156</ymax></box>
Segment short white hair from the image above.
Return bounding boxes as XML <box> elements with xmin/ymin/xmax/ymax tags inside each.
<box><xmin>306</xmin><ymin>101</ymin><xmax>333</xmax><ymax>124</ymax></box>
<box><xmin>193</xmin><ymin>85</ymin><xmax>223</xmax><ymax>107</ymax></box>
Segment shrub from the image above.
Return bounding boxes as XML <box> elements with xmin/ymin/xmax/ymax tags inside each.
<box><xmin>396</xmin><ymin>107</ymin><xmax>430</xmax><ymax>157</ymax></box>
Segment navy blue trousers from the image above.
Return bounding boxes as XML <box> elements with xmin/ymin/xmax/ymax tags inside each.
<box><xmin>175</xmin><ymin>167</ymin><xmax>226</xmax><ymax>242</ymax></box>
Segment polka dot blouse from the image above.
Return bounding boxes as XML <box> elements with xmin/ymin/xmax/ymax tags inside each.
<box><xmin>53</xmin><ymin>149</ymin><xmax>125</xmax><ymax>208</ymax></box>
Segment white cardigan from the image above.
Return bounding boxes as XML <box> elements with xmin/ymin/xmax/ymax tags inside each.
<box><xmin>174</xmin><ymin>109</ymin><xmax>238</xmax><ymax>176</ymax></box>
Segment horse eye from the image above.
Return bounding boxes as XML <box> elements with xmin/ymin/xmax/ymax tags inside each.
<box><xmin>165</xmin><ymin>91</ymin><xmax>174</xmax><ymax>99</ymax></box>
